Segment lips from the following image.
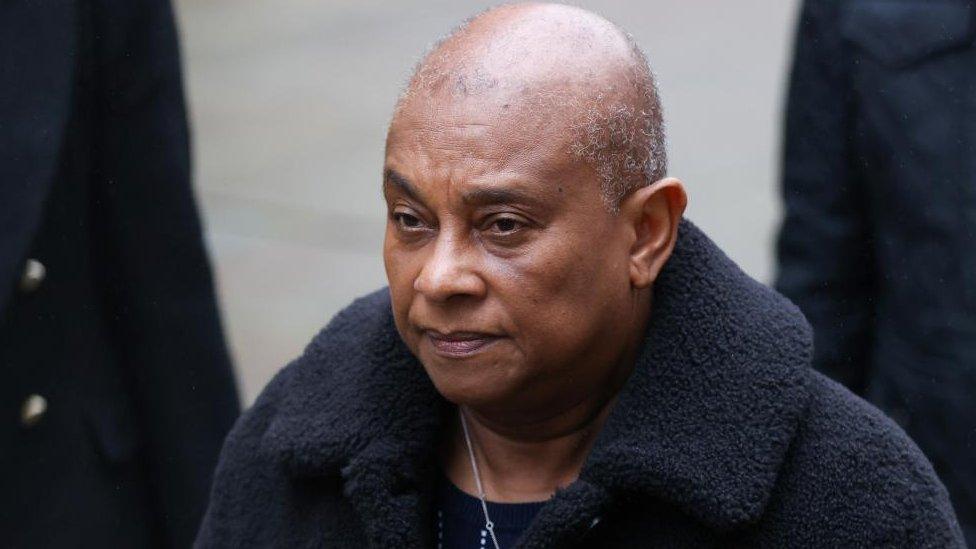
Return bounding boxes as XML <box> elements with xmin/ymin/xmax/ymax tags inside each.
<box><xmin>425</xmin><ymin>330</ymin><xmax>500</xmax><ymax>358</ymax></box>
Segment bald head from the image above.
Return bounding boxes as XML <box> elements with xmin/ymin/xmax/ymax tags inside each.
<box><xmin>391</xmin><ymin>3</ymin><xmax>666</xmax><ymax>208</ymax></box>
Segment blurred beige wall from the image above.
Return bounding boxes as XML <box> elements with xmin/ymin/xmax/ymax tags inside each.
<box><xmin>174</xmin><ymin>0</ymin><xmax>801</xmax><ymax>404</ymax></box>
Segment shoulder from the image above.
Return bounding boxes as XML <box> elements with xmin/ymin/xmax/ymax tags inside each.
<box><xmin>196</xmin><ymin>289</ymin><xmax>393</xmax><ymax>546</ymax></box>
<box><xmin>194</xmin><ymin>360</ymin><xmax>293</xmax><ymax>547</ymax></box>
<box><xmin>230</xmin><ymin>287</ymin><xmax>393</xmax><ymax>426</ymax></box>
<box><xmin>757</xmin><ymin>371</ymin><xmax>964</xmax><ymax>547</ymax></box>
<box><xmin>797</xmin><ymin>372</ymin><xmax>946</xmax><ymax>502</ymax></box>
<box><xmin>797</xmin><ymin>0</ymin><xmax>973</xmax><ymax>57</ymax></box>
<box><xmin>251</xmin><ymin>287</ymin><xmax>394</xmax><ymax>407</ymax></box>
<box><xmin>214</xmin><ymin>287</ymin><xmax>395</xmax><ymax>458</ymax></box>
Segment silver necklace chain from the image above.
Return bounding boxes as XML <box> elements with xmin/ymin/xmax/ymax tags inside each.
<box><xmin>459</xmin><ymin>410</ymin><xmax>502</xmax><ymax>549</ymax></box>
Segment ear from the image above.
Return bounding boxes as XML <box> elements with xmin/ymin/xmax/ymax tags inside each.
<box><xmin>619</xmin><ymin>177</ymin><xmax>687</xmax><ymax>289</ymax></box>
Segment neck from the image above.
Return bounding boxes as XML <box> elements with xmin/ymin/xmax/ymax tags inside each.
<box><xmin>443</xmin><ymin>394</ymin><xmax>618</xmax><ymax>503</ymax></box>
<box><xmin>442</xmin><ymin>290</ymin><xmax>652</xmax><ymax>503</ymax></box>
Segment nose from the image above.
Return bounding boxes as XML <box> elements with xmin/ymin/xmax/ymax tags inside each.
<box><xmin>414</xmin><ymin>232</ymin><xmax>486</xmax><ymax>302</ymax></box>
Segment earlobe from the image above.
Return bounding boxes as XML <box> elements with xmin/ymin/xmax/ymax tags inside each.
<box><xmin>627</xmin><ymin>178</ymin><xmax>687</xmax><ymax>289</ymax></box>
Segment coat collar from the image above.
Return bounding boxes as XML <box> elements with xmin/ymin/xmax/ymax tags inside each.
<box><xmin>263</xmin><ymin>219</ymin><xmax>813</xmax><ymax>545</ymax></box>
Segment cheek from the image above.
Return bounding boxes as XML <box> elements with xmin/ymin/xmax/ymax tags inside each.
<box><xmin>488</xmin><ymin>229</ymin><xmax>631</xmax><ymax>364</ymax></box>
<box><xmin>383</xmin><ymin>242</ymin><xmax>412</xmax><ymax>292</ymax></box>
<box><xmin>383</xmin><ymin>238</ymin><xmax>421</xmax><ymax>339</ymax></box>
<box><xmin>384</xmin><ymin>221</ymin><xmax>434</xmax><ymax>287</ymax></box>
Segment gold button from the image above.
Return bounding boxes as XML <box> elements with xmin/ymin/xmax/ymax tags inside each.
<box><xmin>20</xmin><ymin>394</ymin><xmax>48</xmax><ymax>428</ymax></box>
<box><xmin>20</xmin><ymin>259</ymin><xmax>46</xmax><ymax>293</ymax></box>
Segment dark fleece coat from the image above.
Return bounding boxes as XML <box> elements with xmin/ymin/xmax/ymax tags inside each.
<box><xmin>197</xmin><ymin>221</ymin><xmax>964</xmax><ymax>548</ymax></box>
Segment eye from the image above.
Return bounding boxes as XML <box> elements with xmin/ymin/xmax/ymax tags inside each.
<box><xmin>486</xmin><ymin>215</ymin><xmax>526</xmax><ymax>235</ymax></box>
<box><xmin>393</xmin><ymin>211</ymin><xmax>425</xmax><ymax>231</ymax></box>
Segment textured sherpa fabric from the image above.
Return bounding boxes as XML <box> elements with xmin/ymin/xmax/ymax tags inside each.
<box><xmin>196</xmin><ymin>220</ymin><xmax>964</xmax><ymax>548</ymax></box>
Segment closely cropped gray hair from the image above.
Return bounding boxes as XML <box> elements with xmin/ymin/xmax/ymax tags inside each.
<box><xmin>395</xmin><ymin>7</ymin><xmax>668</xmax><ymax>211</ymax></box>
<box><xmin>569</xmin><ymin>35</ymin><xmax>667</xmax><ymax>210</ymax></box>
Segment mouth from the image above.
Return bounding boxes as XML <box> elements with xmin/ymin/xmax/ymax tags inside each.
<box><xmin>424</xmin><ymin>330</ymin><xmax>501</xmax><ymax>358</ymax></box>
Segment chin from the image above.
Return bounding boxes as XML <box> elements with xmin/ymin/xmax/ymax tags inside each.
<box><xmin>420</xmin><ymin>357</ymin><xmax>520</xmax><ymax>408</ymax></box>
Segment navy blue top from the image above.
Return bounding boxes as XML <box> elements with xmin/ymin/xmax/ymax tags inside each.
<box><xmin>433</xmin><ymin>476</ymin><xmax>547</xmax><ymax>549</ymax></box>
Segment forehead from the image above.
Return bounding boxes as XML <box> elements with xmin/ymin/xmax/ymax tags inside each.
<box><xmin>385</xmin><ymin>92</ymin><xmax>580</xmax><ymax>187</ymax></box>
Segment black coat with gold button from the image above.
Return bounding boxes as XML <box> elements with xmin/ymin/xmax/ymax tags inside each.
<box><xmin>0</xmin><ymin>0</ymin><xmax>240</xmax><ymax>546</ymax></box>
<box><xmin>775</xmin><ymin>1</ymin><xmax>976</xmax><ymax>542</ymax></box>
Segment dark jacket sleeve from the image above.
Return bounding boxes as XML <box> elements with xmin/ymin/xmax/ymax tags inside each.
<box><xmin>90</xmin><ymin>0</ymin><xmax>240</xmax><ymax>545</ymax></box>
<box><xmin>775</xmin><ymin>0</ymin><xmax>876</xmax><ymax>395</ymax></box>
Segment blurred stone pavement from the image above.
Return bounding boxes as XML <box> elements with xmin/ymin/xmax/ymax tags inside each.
<box><xmin>173</xmin><ymin>0</ymin><xmax>800</xmax><ymax>403</ymax></box>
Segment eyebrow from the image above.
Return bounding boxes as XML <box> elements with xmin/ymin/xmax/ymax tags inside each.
<box><xmin>383</xmin><ymin>169</ymin><xmax>420</xmax><ymax>201</ymax></box>
<box><xmin>460</xmin><ymin>186</ymin><xmax>542</xmax><ymax>207</ymax></box>
<box><xmin>383</xmin><ymin>168</ymin><xmax>547</xmax><ymax>208</ymax></box>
